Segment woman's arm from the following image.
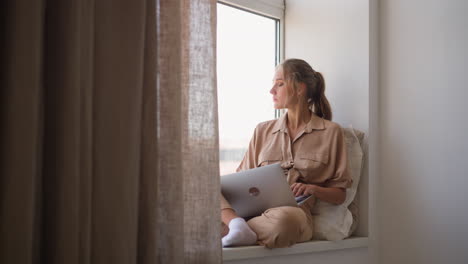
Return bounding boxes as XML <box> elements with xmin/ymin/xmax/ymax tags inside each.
<box><xmin>291</xmin><ymin>183</ymin><xmax>346</xmax><ymax>205</ymax></box>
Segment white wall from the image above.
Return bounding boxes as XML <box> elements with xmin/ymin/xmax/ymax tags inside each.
<box><xmin>284</xmin><ymin>0</ymin><xmax>369</xmax><ymax>133</ymax></box>
<box><xmin>379</xmin><ymin>1</ymin><xmax>468</xmax><ymax>263</ymax></box>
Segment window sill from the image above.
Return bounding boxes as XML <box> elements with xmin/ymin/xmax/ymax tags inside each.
<box><xmin>222</xmin><ymin>236</ymin><xmax>368</xmax><ymax>261</ymax></box>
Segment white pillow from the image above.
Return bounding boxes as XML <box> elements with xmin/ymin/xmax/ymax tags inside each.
<box><xmin>312</xmin><ymin>126</ymin><xmax>365</xmax><ymax>241</ymax></box>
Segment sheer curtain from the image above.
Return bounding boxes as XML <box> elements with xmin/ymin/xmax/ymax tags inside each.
<box><xmin>0</xmin><ymin>0</ymin><xmax>221</xmax><ymax>263</ymax></box>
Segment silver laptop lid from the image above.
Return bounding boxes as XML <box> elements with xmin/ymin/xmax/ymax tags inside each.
<box><xmin>221</xmin><ymin>163</ymin><xmax>297</xmax><ymax>218</ymax></box>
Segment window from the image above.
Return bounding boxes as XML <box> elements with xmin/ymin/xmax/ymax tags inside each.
<box><xmin>217</xmin><ymin>3</ymin><xmax>280</xmax><ymax>175</ymax></box>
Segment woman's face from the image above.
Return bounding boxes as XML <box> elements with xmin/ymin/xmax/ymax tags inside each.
<box><xmin>270</xmin><ymin>67</ymin><xmax>293</xmax><ymax>109</ymax></box>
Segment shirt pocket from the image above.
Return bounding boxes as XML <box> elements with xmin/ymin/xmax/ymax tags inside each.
<box><xmin>257</xmin><ymin>153</ymin><xmax>283</xmax><ymax>167</ymax></box>
<box><xmin>296</xmin><ymin>153</ymin><xmax>329</xmax><ymax>170</ymax></box>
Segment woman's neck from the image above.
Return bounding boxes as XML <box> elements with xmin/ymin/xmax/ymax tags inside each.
<box><xmin>286</xmin><ymin>105</ymin><xmax>311</xmax><ymax>130</ymax></box>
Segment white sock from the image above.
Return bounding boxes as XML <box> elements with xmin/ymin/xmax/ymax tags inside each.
<box><xmin>222</xmin><ymin>217</ymin><xmax>257</xmax><ymax>247</ymax></box>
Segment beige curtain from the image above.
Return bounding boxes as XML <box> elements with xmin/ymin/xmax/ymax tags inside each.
<box><xmin>0</xmin><ymin>0</ymin><xmax>221</xmax><ymax>263</ymax></box>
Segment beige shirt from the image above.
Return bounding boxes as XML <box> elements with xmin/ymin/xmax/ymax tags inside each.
<box><xmin>221</xmin><ymin>112</ymin><xmax>352</xmax><ymax>210</ymax></box>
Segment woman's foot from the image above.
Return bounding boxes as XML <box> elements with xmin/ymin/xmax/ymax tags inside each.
<box><xmin>222</xmin><ymin>217</ymin><xmax>257</xmax><ymax>247</ymax></box>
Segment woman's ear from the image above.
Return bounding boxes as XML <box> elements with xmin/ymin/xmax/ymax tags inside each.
<box><xmin>297</xmin><ymin>82</ymin><xmax>307</xmax><ymax>96</ymax></box>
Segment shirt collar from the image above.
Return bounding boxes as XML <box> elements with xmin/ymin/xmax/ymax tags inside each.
<box><xmin>272</xmin><ymin>112</ymin><xmax>326</xmax><ymax>134</ymax></box>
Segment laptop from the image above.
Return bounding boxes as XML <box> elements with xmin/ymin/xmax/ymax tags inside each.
<box><xmin>221</xmin><ymin>163</ymin><xmax>299</xmax><ymax>218</ymax></box>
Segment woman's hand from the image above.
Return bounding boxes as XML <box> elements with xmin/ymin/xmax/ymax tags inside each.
<box><xmin>291</xmin><ymin>183</ymin><xmax>347</xmax><ymax>205</ymax></box>
<box><xmin>290</xmin><ymin>182</ymin><xmax>317</xmax><ymax>197</ymax></box>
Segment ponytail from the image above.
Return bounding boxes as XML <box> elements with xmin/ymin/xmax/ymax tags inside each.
<box><xmin>311</xmin><ymin>72</ymin><xmax>332</xmax><ymax>120</ymax></box>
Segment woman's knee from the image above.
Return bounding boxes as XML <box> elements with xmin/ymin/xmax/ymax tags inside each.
<box><xmin>247</xmin><ymin>206</ymin><xmax>313</xmax><ymax>248</ymax></box>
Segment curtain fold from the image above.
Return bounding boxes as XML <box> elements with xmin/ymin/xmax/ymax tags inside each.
<box><xmin>0</xmin><ymin>0</ymin><xmax>221</xmax><ymax>263</ymax></box>
<box><xmin>0</xmin><ymin>0</ymin><xmax>45</xmax><ymax>263</ymax></box>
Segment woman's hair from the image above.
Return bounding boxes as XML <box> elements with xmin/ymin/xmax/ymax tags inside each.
<box><xmin>280</xmin><ymin>58</ymin><xmax>332</xmax><ymax>121</ymax></box>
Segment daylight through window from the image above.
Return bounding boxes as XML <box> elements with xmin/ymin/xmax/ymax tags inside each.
<box><xmin>217</xmin><ymin>3</ymin><xmax>279</xmax><ymax>175</ymax></box>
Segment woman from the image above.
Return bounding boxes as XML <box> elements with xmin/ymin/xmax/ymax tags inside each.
<box><xmin>221</xmin><ymin>59</ymin><xmax>352</xmax><ymax>248</ymax></box>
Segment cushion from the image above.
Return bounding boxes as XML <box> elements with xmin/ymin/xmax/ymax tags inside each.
<box><xmin>311</xmin><ymin>126</ymin><xmax>365</xmax><ymax>241</ymax></box>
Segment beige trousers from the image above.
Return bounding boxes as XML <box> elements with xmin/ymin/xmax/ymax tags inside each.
<box><xmin>222</xmin><ymin>196</ymin><xmax>314</xmax><ymax>248</ymax></box>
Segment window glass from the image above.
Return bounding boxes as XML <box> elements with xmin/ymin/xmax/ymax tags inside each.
<box><xmin>217</xmin><ymin>3</ymin><xmax>278</xmax><ymax>175</ymax></box>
